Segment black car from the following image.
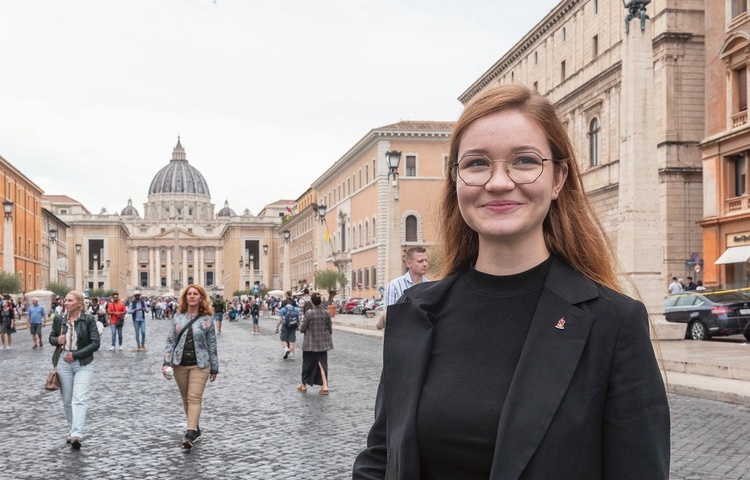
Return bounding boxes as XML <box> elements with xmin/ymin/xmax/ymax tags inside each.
<box><xmin>665</xmin><ymin>291</ymin><xmax>750</xmax><ymax>341</ymax></box>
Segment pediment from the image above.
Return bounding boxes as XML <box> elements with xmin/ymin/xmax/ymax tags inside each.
<box><xmin>153</xmin><ymin>227</ymin><xmax>199</xmax><ymax>239</ymax></box>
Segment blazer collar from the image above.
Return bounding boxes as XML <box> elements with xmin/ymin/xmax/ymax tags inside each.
<box><xmin>384</xmin><ymin>257</ymin><xmax>600</xmax><ymax>480</ymax></box>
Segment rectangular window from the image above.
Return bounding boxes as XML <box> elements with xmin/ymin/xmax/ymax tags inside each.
<box><xmin>736</xmin><ymin>66</ymin><xmax>748</xmax><ymax>112</ymax></box>
<box><xmin>733</xmin><ymin>0</ymin><xmax>748</xmax><ymax>18</ymax></box>
<box><xmin>533</xmin><ymin>81</ymin><xmax>538</xmax><ymax>92</ymax></box>
<box><xmin>736</xmin><ymin>156</ymin><xmax>748</xmax><ymax>197</ymax></box>
<box><xmin>405</xmin><ymin>155</ymin><xmax>416</xmax><ymax>177</ymax></box>
<box><xmin>534</xmin><ymin>51</ymin><xmax>538</xmax><ymax>64</ymax></box>
<box><xmin>365</xmin><ymin>268</ymin><xmax>370</xmax><ymax>288</ymax></box>
<box><xmin>592</xmin><ymin>35</ymin><xmax>598</xmax><ymax>58</ymax></box>
<box><xmin>365</xmin><ymin>165</ymin><xmax>369</xmax><ymax>183</ymax></box>
<box><xmin>359</xmin><ymin>170</ymin><xmax>362</xmax><ymax>189</ymax></box>
<box><xmin>372</xmin><ymin>267</ymin><xmax>377</xmax><ymax>289</ymax></box>
<box><xmin>594</xmin><ymin>0</ymin><xmax>598</xmax><ymax>14</ymax></box>
<box><xmin>140</xmin><ymin>272</ymin><xmax>148</xmax><ymax>287</ymax></box>
<box><xmin>561</xmin><ymin>61</ymin><xmax>566</xmax><ymax>81</ymax></box>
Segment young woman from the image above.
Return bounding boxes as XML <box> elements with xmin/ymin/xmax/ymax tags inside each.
<box><xmin>0</xmin><ymin>300</ymin><xmax>16</xmax><ymax>349</ymax></box>
<box><xmin>352</xmin><ymin>85</ymin><xmax>670</xmax><ymax>479</ymax></box>
<box><xmin>297</xmin><ymin>293</ymin><xmax>333</xmax><ymax>395</ymax></box>
<box><xmin>49</xmin><ymin>290</ymin><xmax>100</xmax><ymax>449</ymax></box>
<box><xmin>162</xmin><ymin>284</ymin><xmax>218</xmax><ymax>449</ymax></box>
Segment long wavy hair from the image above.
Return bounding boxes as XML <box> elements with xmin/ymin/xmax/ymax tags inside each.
<box><xmin>178</xmin><ymin>284</ymin><xmax>214</xmax><ymax>316</ymax></box>
<box><xmin>439</xmin><ymin>84</ymin><xmax>622</xmax><ymax>293</ymax></box>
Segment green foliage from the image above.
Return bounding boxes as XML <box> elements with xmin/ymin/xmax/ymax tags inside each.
<box><xmin>89</xmin><ymin>288</ymin><xmax>117</xmax><ymax>299</ymax></box>
<box><xmin>45</xmin><ymin>282</ymin><xmax>71</xmax><ymax>298</ymax></box>
<box><xmin>0</xmin><ymin>271</ymin><xmax>21</xmax><ymax>294</ymax></box>
<box><xmin>314</xmin><ymin>269</ymin><xmax>347</xmax><ymax>302</ymax></box>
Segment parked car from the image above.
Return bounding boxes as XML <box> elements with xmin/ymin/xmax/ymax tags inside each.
<box><xmin>344</xmin><ymin>297</ymin><xmax>364</xmax><ymax>314</ymax></box>
<box><xmin>664</xmin><ymin>291</ymin><xmax>750</xmax><ymax>341</ymax></box>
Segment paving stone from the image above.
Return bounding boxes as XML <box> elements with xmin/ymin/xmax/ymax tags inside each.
<box><xmin>0</xmin><ymin>316</ymin><xmax>748</xmax><ymax>478</ymax></box>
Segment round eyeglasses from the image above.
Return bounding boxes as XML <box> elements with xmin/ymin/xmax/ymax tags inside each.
<box><xmin>452</xmin><ymin>151</ymin><xmax>551</xmax><ymax>186</ymax></box>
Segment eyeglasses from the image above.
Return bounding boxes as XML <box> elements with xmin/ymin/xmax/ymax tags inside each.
<box><xmin>452</xmin><ymin>151</ymin><xmax>551</xmax><ymax>186</ymax></box>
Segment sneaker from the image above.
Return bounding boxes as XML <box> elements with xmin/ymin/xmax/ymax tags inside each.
<box><xmin>118</xmin><ymin>345</ymin><xmax>123</xmax><ymax>351</ymax></box>
<box><xmin>39</xmin><ymin>343</ymin><xmax>42</xmax><ymax>348</ymax></box>
<box><xmin>71</xmin><ymin>437</ymin><xmax>81</xmax><ymax>450</ymax></box>
<box><xmin>110</xmin><ymin>346</ymin><xmax>115</xmax><ymax>351</ymax></box>
<box><xmin>193</xmin><ymin>426</ymin><xmax>202</xmax><ymax>443</ymax></box>
<box><xmin>182</xmin><ymin>431</ymin><xmax>195</xmax><ymax>449</ymax></box>
<box><xmin>32</xmin><ymin>344</ymin><xmax>38</xmax><ymax>349</ymax></box>
<box><xmin>135</xmin><ymin>346</ymin><xmax>141</xmax><ymax>352</ymax></box>
<box><xmin>66</xmin><ymin>435</ymin><xmax>71</xmax><ymax>444</ymax></box>
<box><xmin>289</xmin><ymin>352</ymin><xmax>294</xmax><ymax>360</ymax></box>
<box><xmin>283</xmin><ymin>347</ymin><xmax>290</xmax><ymax>359</ymax></box>
<box><xmin>141</xmin><ymin>345</ymin><xmax>147</xmax><ymax>351</ymax></box>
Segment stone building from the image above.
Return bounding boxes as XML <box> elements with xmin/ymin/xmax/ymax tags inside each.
<box><xmin>1</xmin><ymin>154</ymin><xmax>45</xmax><ymax>292</ymax></box>
<box><xmin>311</xmin><ymin>121</ymin><xmax>453</xmax><ymax>301</ymax></box>
<box><xmin>458</xmin><ymin>0</ymin><xmax>705</xmax><ymax>318</ymax></box>
<box><xmin>699</xmin><ymin>1</ymin><xmax>750</xmax><ymax>288</ymax></box>
<box><xmin>45</xmin><ymin>138</ymin><xmax>288</xmax><ymax>297</ymax></box>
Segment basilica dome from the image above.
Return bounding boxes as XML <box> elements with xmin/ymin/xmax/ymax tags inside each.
<box><xmin>148</xmin><ymin>137</ymin><xmax>210</xmax><ymax>197</ymax></box>
<box><xmin>120</xmin><ymin>198</ymin><xmax>140</xmax><ymax>217</ymax></box>
<box><xmin>217</xmin><ymin>200</ymin><xmax>236</xmax><ymax>217</ymax></box>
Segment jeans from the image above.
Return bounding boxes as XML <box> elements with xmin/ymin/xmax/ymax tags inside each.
<box><xmin>110</xmin><ymin>324</ymin><xmax>123</xmax><ymax>346</ymax></box>
<box><xmin>173</xmin><ymin>365</ymin><xmax>210</xmax><ymax>430</ymax></box>
<box><xmin>57</xmin><ymin>359</ymin><xmax>94</xmax><ymax>439</ymax></box>
<box><xmin>133</xmin><ymin>320</ymin><xmax>146</xmax><ymax>347</ymax></box>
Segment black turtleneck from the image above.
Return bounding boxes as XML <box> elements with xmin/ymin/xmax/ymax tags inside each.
<box><xmin>416</xmin><ymin>256</ymin><xmax>552</xmax><ymax>480</ymax></box>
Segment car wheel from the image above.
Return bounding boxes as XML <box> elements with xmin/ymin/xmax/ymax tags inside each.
<box><xmin>688</xmin><ymin>320</ymin><xmax>710</xmax><ymax>341</ymax></box>
<box><xmin>744</xmin><ymin>331</ymin><xmax>750</xmax><ymax>341</ymax></box>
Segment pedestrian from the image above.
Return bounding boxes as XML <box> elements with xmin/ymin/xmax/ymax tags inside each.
<box><xmin>129</xmin><ymin>291</ymin><xmax>148</xmax><ymax>351</ymax></box>
<box><xmin>378</xmin><ymin>246</ymin><xmax>430</xmax><ymax>330</ymax></box>
<box><xmin>161</xmin><ymin>284</ymin><xmax>219</xmax><ymax>449</ymax></box>
<box><xmin>668</xmin><ymin>276</ymin><xmax>682</xmax><ymax>294</ymax></box>
<box><xmin>275</xmin><ymin>299</ymin><xmax>300</xmax><ymax>360</ymax></box>
<box><xmin>107</xmin><ymin>292</ymin><xmax>127</xmax><ymax>351</ymax></box>
<box><xmin>297</xmin><ymin>292</ymin><xmax>333</xmax><ymax>395</ymax></box>
<box><xmin>27</xmin><ymin>297</ymin><xmax>47</xmax><ymax>349</ymax></box>
<box><xmin>696</xmin><ymin>280</ymin><xmax>706</xmax><ymax>291</ymax></box>
<box><xmin>352</xmin><ymin>84</ymin><xmax>670</xmax><ymax>479</ymax></box>
<box><xmin>685</xmin><ymin>276</ymin><xmax>697</xmax><ymax>291</ymax></box>
<box><xmin>212</xmin><ymin>295</ymin><xmax>226</xmax><ymax>334</ymax></box>
<box><xmin>0</xmin><ymin>300</ymin><xmax>17</xmax><ymax>349</ymax></box>
<box><xmin>250</xmin><ymin>300</ymin><xmax>260</xmax><ymax>334</ymax></box>
<box><xmin>49</xmin><ymin>290</ymin><xmax>100</xmax><ymax>450</ymax></box>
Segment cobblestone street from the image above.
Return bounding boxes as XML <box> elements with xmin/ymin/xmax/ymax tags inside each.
<box><xmin>1</xmin><ymin>315</ymin><xmax>749</xmax><ymax>479</ymax></box>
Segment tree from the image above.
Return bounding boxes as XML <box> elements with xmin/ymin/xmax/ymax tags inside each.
<box><xmin>46</xmin><ymin>282</ymin><xmax>71</xmax><ymax>298</ymax></box>
<box><xmin>89</xmin><ymin>288</ymin><xmax>117</xmax><ymax>299</ymax></box>
<box><xmin>314</xmin><ymin>269</ymin><xmax>347</xmax><ymax>303</ymax></box>
<box><xmin>0</xmin><ymin>272</ymin><xmax>21</xmax><ymax>295</ymax></box>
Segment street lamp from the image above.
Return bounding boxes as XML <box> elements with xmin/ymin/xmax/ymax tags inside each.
<box><xmin>263</xmin><ymin>244</ymin><xmax>269</xmax><ymax>254</ymax></box>
<box><xmin>93</xmin><ymin>252</ymin><xmax>99</xmax><ymax>292</ymax></box>
<box><xmin>49</xmin><ymin>229</ymin><xmax>58</xmax><ymax>284</ymax></box>
<box><xmin>2</xmin><ymin>201</ymin><xmax>14</xmax><ymax>274</ymax></box>
<box><xmin>75</xmin><ymin>244</ymin><xmax>81</xmax><ymax>254</ymax></box>
<box><xmin>282</xmin><ymin>230</ymin><xmax>291</xmax><ymax>292</ymax></box>
<box><xmin>386</xmin><ymin>150</ymin><xmax>402</xmax><ymax>182</ymax></box>
<box><xmin>317</xmin><ymin>203</ymin><xmax>327</xmax><ymax>220</ymax></box>
<box><xmin>283</xmin><ymin>230</ymin><xmax>291</xmax><ymax>242</ymax></box>
<box><xmin>3</xmin><ymin>201</ymin><xmax>13</xmax><ymax>218</ymax></box>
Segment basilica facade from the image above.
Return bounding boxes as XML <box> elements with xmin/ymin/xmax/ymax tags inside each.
<box><xmin>45</xmin><ymin>138</ymin><xmax>290</xmax><ymax>297</ymax></box>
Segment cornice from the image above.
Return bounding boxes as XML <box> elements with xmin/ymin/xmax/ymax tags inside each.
<box><xmin>458</xmin><ymin>0</ymin><xmax>581</xmax><ymax>104</ymax></box>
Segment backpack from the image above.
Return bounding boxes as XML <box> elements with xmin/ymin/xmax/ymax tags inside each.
<box><xmin>283</xmin><ymin>308</ymin><xmax>300</xmax><ymax>329</ymax></box>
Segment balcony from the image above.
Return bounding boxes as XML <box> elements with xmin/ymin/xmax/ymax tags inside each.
<box><xmin>732</xmin><ymin>110</ymin><xmax>748</xmax><ymax>128</ymax></box>
<box><xmin>330</xmin><ymin>251</ymin><xmax>350</xmax><ymax>267</ymax></box>
<box><xmin>726</xmin><ymin>196</ymin><xmax>750</xmax><ymax>214</ymax></box>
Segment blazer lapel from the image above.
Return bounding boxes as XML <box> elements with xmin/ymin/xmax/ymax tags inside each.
<box><xmin>490</xmin><ymin>260</ymin><xmax>598</xmax><ymax>480</ymax></box>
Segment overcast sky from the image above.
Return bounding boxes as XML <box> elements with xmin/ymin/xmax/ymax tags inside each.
<box><xmin>1</xmin><ymin>0</ymin><xmax>559</xmax><ymax>216</ymax></box>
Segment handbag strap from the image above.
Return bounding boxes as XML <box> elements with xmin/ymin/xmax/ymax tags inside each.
<box><xmin>174</xmin><ymin>314</ymin><xmax>201</xmax><ymax>347</ymax></box>
<box><xmin>51</xmin><ymin>322</ymin><xmax>68</xmax><ymax>368</ymax></box>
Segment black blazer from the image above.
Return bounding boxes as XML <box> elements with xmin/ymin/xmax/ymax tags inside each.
<box><xmin>352</xmin><ymin>258</ymin><xmax>670</xmax><ymax>480</ymax></box>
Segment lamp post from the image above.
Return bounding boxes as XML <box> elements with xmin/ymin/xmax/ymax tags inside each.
<box><xmin>93</xmin><ymin>252</ymin><xmax>99</xmax><ymax>292</ymax></box>
<box><xmin>3</xmin><ymin>201</ymin><xmax>15</xmax><ymax>274</ymax></box>
<box><xmin>249</xmin><ymin>253</ymin><xmax>255</xmax><ymax>297</ymax></box>
<box><xmin>49</xmin><ymin>229</ymin><xmax>58</xmax><ymax>284</ymax></box>
<box><xmin>316</xmin><ymin>203</ymin><xmax>327</xmax><ymax>275</ymax></box>
<box><xmin>283</xmin><ymin>229</ymin><xmax>291</xmax><ymax>292</ymax></box>
<box><xmin>105</xmin><ymin>259</ymin><xmax>111</xmax><ymax>290</ymax></box>
<box><xmin>385</xmin><ymin>150</ymin><xmax>402</xmax><ymax>289</ymax></box>
<box><xmin>75</xmin><ymin>244</ymin><xmax>82</xmax><ymax>292</ymax></box>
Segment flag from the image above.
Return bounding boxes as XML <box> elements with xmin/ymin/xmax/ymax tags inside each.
<box><xmin>286</xmin><ymin>206</ymin><xmax>292</xmax><ymax>213</ymax></box>
<box><xmin>324</xmin><ymin>224</ymin><xmax>330</xmax><ymax>243</ymax></box>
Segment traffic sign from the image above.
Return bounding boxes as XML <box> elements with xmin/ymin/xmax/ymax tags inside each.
<box><xmin>694</xmin><ymin>265</ymin><xmax>701</xmax><ymax>273</ymax></box>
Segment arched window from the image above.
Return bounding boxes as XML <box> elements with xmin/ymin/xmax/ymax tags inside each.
<box><xmin>405</xmin><ymin>215</ymin><xmax>418</xmax><ymax>242</ymax></box>
<box><xmin>160</xmin><ymin>249</ymin><xmax>166</xmax><ymax>261</ymax></box>
<box><xmin>589</xmin><ymin>118</ymin><xmax>601</xmax><ymax>167</ymax></box>
<box><xmin>372</xmin><ymin>217</ymin><xmax>377</xmax><ymax>242</ymax></box>
<box><xmin>359</xmin><ymin>224</ymin><xmax>363</xmax><ymax>247</ymax></box>
<box><xmin>140</xmin><ymin>248</ymin><xmax>148</xmax><ymax>261</ymax></box>
<box><xmin>188</xmin><ymin>250</ymin><xmax>194</xmax><ymax>261</ymax></box>
<box><xmin>365</xmin><ymin>221</ymin><xmax>369</xmax><ymax>244</ymax></box>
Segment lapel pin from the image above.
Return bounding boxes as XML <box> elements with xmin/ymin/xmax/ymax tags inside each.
<box><xmin>555</xmin><ymin>318</ymin><xmax>566</xmax><ymax>330</ymax></box>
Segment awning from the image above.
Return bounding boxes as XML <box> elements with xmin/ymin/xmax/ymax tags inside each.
<box><xmin>715</xmin><ymin>245</ymin><xmax>750</xmax><ymax>264</ymax></box>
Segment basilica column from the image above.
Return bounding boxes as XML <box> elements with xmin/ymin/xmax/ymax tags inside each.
<box><xmin>182</xmin><ymin>248</ymin><xmax>188</xmax><ymax>287</ymax></box>
<box><xmin>150</xmin><ymin>248</ymin><xmax>157</xmax><ymax>288</ymax></box>
<box><xmin>216</xmin><ymin>248</ymin><xmax>222</xmax><ymax>289</ymax></box>
<box><xmin>197</xmin><ymin>248</ymin><xmax>204</xmax><ymax>286</ymax></box>
<box><xmin>131</xmin><ymin>248</ymin><xmax>138</xmax><ymax>287</ymax></box>
<box><xmin>166</xmin><ymin>249</ymin><xmax>172</xmax><ymax>288</ymax></box>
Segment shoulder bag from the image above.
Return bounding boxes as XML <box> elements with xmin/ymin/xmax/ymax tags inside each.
<box><xmin>168</xmin><ymin>314</ymin><xmax>202</xmax><ymax>364</ymax></box>
<box><xmin>45</xmin><ymin>323</ymin><xmax>67</xmax><ymax>392</ymax></box>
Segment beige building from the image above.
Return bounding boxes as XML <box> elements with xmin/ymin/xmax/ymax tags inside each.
<box><xmin>311</xmin><ymin>121</ymin><xmax>452</xmax><ymax>300</ymax></box>
<box><xmin>699</xmin><ymin>1</ymin><xmax>750</xmax><ymax>288</ymax></box>
<box><xmin>281</xmin><ymin>188</ymin><xmax>318</xmax><ymax>293</ymax></box>
<box><xmin>459</xmin><ymin>0</ymin><xmax>705</xmax><ymax>318</ymax></box>
<box><xmin>45</xmin><ymin>138</ymin><xmax>288</xmax><ymax>297</ymax></box>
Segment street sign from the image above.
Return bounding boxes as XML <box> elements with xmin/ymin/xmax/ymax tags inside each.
<box><xmin>378</xmin><ymin>286</ymin><xmax>384</xmax><ymax>294</ymax></box>
<box><xmin>694</xmin><ymin>265</ymin><xmax>701</xmax><ymax>273</ymax></box>
<box><xmin>357</xmin><ymin>282</ymin><xmax>362</xmax><ymax>287</ymax></box>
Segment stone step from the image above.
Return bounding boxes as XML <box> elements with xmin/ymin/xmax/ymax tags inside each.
<box><xmin>665</xmin><ymin>371</ymin><xmax>750</xmax><ymax>406</ymax></box>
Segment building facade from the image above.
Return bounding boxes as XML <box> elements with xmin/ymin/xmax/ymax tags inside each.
<box><xmin>45</xmin><ymin>139</ymin><xmax>286</xmax><ymax>297</ymax></box>
<box><xmin>1</xmin><ymin>154</ymin><xmax>45</xmax><ymax>292</ymax></box>
<box><xmin>311</xmin><ymin>121</ymin><xmax>452</xmax><ymax>300</ymax></box>
<box><xmin>699</xmin><ymin>1</ymin><xmax>750</xmax><ymax>289</ymax></box>
<box><xmin>459</xmin><ymin>0</ymin><xmax>705</xmax><ymax>318</ymax></box>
